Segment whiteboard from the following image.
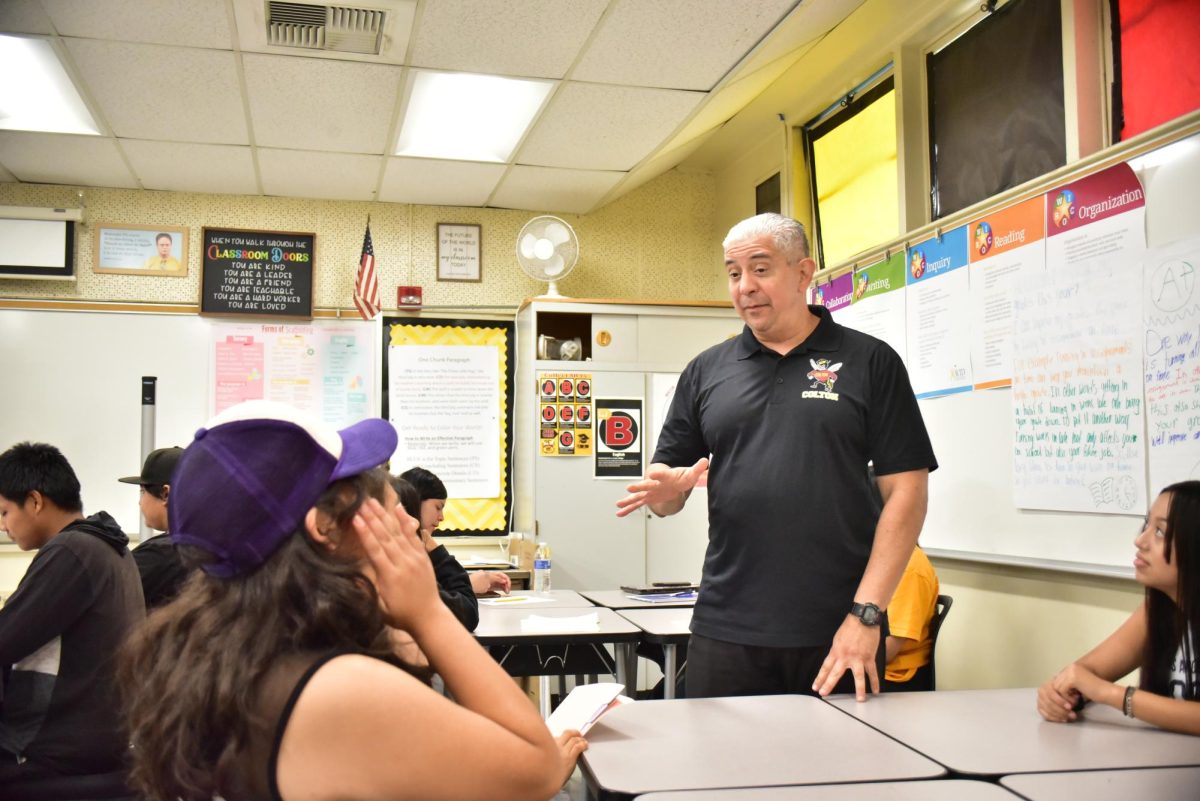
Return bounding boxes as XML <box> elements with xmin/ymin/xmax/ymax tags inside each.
<box><xmin>920</xmin><ymin>130</ymin><xmax>1200</xmax><ymax>575</ymax></box>
<box><xmin>0</xmin><ymin>310</ymin><xmax>380</xmax><ymax>536</ymax></box>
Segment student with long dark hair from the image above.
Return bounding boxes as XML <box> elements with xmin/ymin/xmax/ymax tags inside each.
<box><xmin>400</xmin><ymin>466</ymin><xmax>511</xmax><ymax>595</ymax></box>
<box><xmin>1038</xmin><ymin>480</ymin><xmax>1200</xmax><ymax>734</ymax></box>
<box><xmin>119</xmin><ymin>401</ymin><xmax>581</xmax><ymax>801</ymax></box>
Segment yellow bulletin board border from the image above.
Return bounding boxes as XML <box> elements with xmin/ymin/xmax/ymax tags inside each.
<box><xmin>383</xmin><ymin>318</ymin><xmax>513</xmax><ymax>533</ymax></box>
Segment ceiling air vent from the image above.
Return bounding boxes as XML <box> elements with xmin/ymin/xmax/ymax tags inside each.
<box><xmin>267</xmin><ymin>2</ymin><xmax>385</xmax><ymax>55</ymax></box>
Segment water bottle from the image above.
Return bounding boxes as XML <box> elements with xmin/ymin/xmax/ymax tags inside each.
<box><xmin>533</xmin><ymin>543</ymin><xmax>552</xmax><ymax>592</ymax></box>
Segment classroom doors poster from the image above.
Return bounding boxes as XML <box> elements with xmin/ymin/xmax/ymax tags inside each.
<box><xmin>595</xmin><ymin>398</ymin><xmax>643</xmax><ymax>479</ymax></box>
<box><xmin>538</xmin><ymin>372</ymin><xmax>593</xmax><ymax>456</ymax></box>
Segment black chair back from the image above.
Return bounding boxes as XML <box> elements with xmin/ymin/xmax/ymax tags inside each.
<box><xmin>927</xmin><ymin>593</ymin><xmax>953</xmax><ymax>689</ymax></box>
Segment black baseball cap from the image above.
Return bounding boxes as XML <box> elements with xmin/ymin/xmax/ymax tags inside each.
<box><xmin>118</xmin><ymin>447</ymin><xmax>184</xmax><ymax>486</ymax></box>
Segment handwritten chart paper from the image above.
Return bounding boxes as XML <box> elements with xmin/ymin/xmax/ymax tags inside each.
<box><xmin>905</xmin><ymin>226</ymin><xmax>973</xmax><ymax>398</ymax></box>
<box><xmin>1144</xmin><ymin>239</ymin><xmax>1200</xmax><ymax>491</ymax></box>
<box><xmin>834</xmin><ymin>252</ymin><xmax>908</xmax><ymax>365</ymax></box>
<box><xmin>968</xmin><ymin>197</ymin><xmax>1046</xmax><ymax>389</ymax></box>
<box><xmin>1012</xmin><ymin>258</ymin><xmax>1145</xmax><ymax>514</ymax></box>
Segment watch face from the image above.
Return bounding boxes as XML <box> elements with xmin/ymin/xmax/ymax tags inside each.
<box><xmin>861</xmin><ymin>605</ymin><xmax>880</xmax><ymax>625</ymax></box>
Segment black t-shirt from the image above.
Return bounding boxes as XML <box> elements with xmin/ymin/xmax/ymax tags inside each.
<box><xmin>653</xmin><ymin>306</ymin><xmax>938</xmax><ymax>647</ymax></box>
<box><xmin>132</xmin><ymin>533</ymin><xmax>190</xmax><ymax>609</ymax></box>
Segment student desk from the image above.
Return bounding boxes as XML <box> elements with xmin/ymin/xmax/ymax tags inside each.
<box><xmin>615</xmin><ymin>607</ymin><xmax>692</xmax><ymax>699</ymax></box>
<box><xmin>474</xmin><ymin>605</ymin><xmax>640</xmax><ymax>718</ymax></box>
<box><xmin>476</xmin><ymin>589</ymin><xmax>595</xmax><ymax>609</ymax></box>
<box><xmin>580</xmin><ymin>695</ymin><xmax>944</xmax><ymax>800</ymax></box>
<box><xmin>1000</xmin><ymin>766</ymin><xmax>1200</xmax><ymax>801</ymax></box>
<box><xmin>828</xmin><ymin>688</ymin><xmax>1200</xmax><ymax>777</ymax></box>
<box><xmin>579</xmin><ymin>589</ymin><xmax>697</xmax><ymax>608</ymax></box>
<box><xmin>633</xmin><ymin>779</ymin><xmax>1018</xmax><ymax>800</ymax></box>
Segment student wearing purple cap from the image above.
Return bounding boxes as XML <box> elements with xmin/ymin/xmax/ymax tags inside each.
<box><xmin>118</xmin><ymin>446</ymin><xmax>190</xmax><ymax>609</ymax></box>
<box><xmin>119</xmin><ymin>401</ymin><xmax>582</xmax><ymax>801</ymax></box>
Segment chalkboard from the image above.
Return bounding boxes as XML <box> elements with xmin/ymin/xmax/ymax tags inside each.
<box><xmin>920</xmin><ymin>128</ymin><xmax>1200</xmax><ymax>576</ymax></box>
<box><xmin>201</xmin><ymin>227</ymin><xmax>314</xmax><ymax>318</ymax></box>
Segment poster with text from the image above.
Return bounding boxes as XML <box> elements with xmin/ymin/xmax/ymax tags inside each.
<box><xmin>833</xmin><ymin>252</ymin><xmax>908</xmax><ymax>365</ymax></box>
<box><xmin>211</xmin><ymin>322</ymin><xmax>374</xmax><ymax>426</ymax></box>
<box><xmin>1144</xmin><ymin>239</ymin><xmax>1200</xmax><ymax>491</ymax></box>
<box><xmin>595</xmin><ymin>398</ymin><xmax>644</xmax><ymax>479</ymax></box>
<box><xmin>389</xmin><ymin>343</ymin><xmax>501</xmax><ymax>500</ymax></box>
<box><xmin>1045</xmin><ymin>162</ymin><xmax>1146</xmax><ymax>267</ymax></box>
<box><xmin>1012</xmin><ymin>257</ymin><xmax>1145</xmax><ymax>514</ymax></box>
<box><xmin>813</xmin><ymin>272</ymin><xmax>853</xmax><ymax>316</ymax></box>
<box><xmin>904</xmin><ymin>226</ymin><xmax>973</xmax><ymax>398</ymax></box>
<box><xmin>537</xmin><ymin>371</ymin><xmax>594</xmax><ymax>457</ymax></box>
<box><xmin>968</xmin><ymin>197</ymin><xmax>1047</xmax><ymax>389</ymax></box>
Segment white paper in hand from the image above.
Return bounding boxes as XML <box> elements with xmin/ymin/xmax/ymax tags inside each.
<box><xmin>545</xmin><ymin>682</ymin><xmax>626</xmax><ymax>737</ymax></box>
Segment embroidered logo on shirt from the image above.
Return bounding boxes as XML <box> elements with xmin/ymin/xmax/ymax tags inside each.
<box><xmin>804</xmin><ymin>358</ymin><xmax>842</xmax><ymax>400</ymax></box>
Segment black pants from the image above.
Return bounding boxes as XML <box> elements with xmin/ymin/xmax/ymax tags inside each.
<box><xmin>686</xmin><ymin>626</ymin><xmax>888</xmax><ymax>698</ymax></box>
<box><xmin>882</xmin><ymin>662</ymin><xmax>934</xmax><ymax>692</ymax></box>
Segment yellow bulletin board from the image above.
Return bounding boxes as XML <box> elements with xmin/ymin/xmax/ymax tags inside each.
<box><xmin>383</xmin><ymin>318</ymin><xmax>513</xmax><ymax>533</ymax></box>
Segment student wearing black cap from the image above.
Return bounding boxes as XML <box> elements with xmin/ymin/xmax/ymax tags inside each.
<box><xmin>119</xmin><ymin>446</ymin><xmax>189</xmax><ymax>609</ymax></box>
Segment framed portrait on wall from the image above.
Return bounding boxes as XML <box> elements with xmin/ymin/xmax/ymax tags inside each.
<box><xmin>93</xmin><ymin>223</ymin><xmax>189</xmax><ymax>277</ymax></box>
<box><xmin>437</xmin><ymin>223</ymin><xmax>482</xmax><ymax>282</ymax></box>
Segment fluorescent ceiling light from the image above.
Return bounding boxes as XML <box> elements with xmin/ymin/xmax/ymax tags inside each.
<box><xmin>0</xmin><ymin>35</ymin><xmax>100</xmax><ymax>136</ymax></box>
<box><xmin>396</xmin><ymin>71</ymin><xmax>553</xmax><ymax>162</ymax></box>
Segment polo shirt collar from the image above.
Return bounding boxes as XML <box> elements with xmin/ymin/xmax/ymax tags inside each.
<box><xmin>735</xmin><ymin>305</ymin><xmax>844</xmax><ymax>359</ymax></box>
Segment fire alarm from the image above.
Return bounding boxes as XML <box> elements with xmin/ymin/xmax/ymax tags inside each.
<box><xmin>398</xmin><ymin>285</ymin><xmax>422</xmax><ymax>307</ymax></box>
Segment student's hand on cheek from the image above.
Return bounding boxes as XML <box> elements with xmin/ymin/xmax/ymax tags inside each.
<box><xmin>354</xmin><ymin>498</ymin><xmax>439</xmax><ymax>630</ymax></box>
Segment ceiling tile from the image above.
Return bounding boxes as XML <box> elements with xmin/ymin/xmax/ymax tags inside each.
<box><xmin>734</xmin><ymin>0</ymin><xmax>863</xmax><ymax>78</ymax></box>
<box><xmin>0</xmin><ymin>132</ymin><xmax>137</xmax><ymax>187</ymax></box>
<box><xmin>243</xmin><ymin>54</ymin><xmax>403</xmax><ymax>154</ymax></box>
<box><xmin>40</xmin><ymin>0</ymin><xmax>233</xmax><ymax>49</ymax></box>
<box><xmin>409</xmin><ymin>0</ymin><xmax>607</xmax><ymax>78</ymax></box>
<box><xmin>121</xmin><ymin>140</ymin><xmax>258</xmax><ymax>194</ymax></box>
<box><xmin>518</xmin><ymin>83</ymin><xmax>703</xmax><ymax>171</ymax></box>
<box><xmin>490</xmin><ymin>166</ymin><xmax>623</xmax><ymax>215</ymax></box>
<box><xmin>258</xmin><ymin>149</ymin><xmax>381</xmax><ymax>201</ymax></box>
<box><xmin>572</xmin><ymin>0</ymin><xmax>798</xmax><ymax>90</ymax></box>
<box><xmin>0</xmin><ymin>0</ymin><xmax>56</xmax><ymax>34</ymax></box>
<box><xmin>604</xmin><ymin>132</ymin><xmax>715</xmax><ymax>200</ymax></box>
<box><xmin>65</xmin><ymin>39</ymin><xmax>248</xmax><ymax>144</ymax></box>
<box><xmin>379</xmin><ymin>158</ymin><xmax>506</xmax><ymax>206</ymax></box>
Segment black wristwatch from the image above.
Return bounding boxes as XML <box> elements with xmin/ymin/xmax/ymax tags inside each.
<box><xmin>849</xmin><ymin>602</ymin><xmax>882</xmax><ymax>626</ymax></box>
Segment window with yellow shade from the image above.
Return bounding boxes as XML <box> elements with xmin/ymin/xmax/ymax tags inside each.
<box><xmin>803</xmin><ymin>76</ymin><xmax>899</xmax><ymax>269</ymax></box>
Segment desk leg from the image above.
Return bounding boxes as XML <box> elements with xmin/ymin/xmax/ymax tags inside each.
<box><xmin>614</xmin><ymin>643</ymin><xmax>636</xmax><ymax>690</ymax></box>
<box><xmin>539</xmin><ymin>675</ymin><xmax>551</xmax><ymax>719</ymax></box>
<box><xmin>663</xmin><ymin>644</ymin><xmax>677</xmax><ymax>700</ymax></box>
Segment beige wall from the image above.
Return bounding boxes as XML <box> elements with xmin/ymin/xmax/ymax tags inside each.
<box><xmin>0</xmin><ymin>168</ymin><xmax>723</xmax><ymax>308</ymax></box>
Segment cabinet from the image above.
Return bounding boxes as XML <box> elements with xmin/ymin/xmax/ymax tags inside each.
<box><xmin>513</xmin><ymin>299</ymin><xmax>742</xmax><ymax>590</ymax></box>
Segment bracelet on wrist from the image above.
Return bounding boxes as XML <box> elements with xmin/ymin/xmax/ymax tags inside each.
<box><xmin>1123</xmin><ymin>685</ymin><xmax>1136</xmax><ymax>718</ymax></box>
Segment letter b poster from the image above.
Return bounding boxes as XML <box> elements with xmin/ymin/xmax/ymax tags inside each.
<box><xmin>595</xmin><ymin>398</ymin><xmax>643</xmax><ymax>479</ymax></box>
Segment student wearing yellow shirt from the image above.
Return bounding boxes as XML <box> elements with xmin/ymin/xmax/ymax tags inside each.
<box><xmin>143</xmin><ymin>233</ymin><xmax>181</xmax><ymax>272</ymax></box>
<box><xmin>883</xmin><ymin>545</ymin><xmax>939</xmax><ymax>691</ymax></box>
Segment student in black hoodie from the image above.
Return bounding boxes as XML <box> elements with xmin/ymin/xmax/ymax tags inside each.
<box><xmin>119</xmin><ymin>446</ymin><xmax>190</xmax><ymax>608</ymax></box>
<box><xmin>0</xmin><ymin>442</ymin><xmax>145</xmax><ymax>791</ymax></box>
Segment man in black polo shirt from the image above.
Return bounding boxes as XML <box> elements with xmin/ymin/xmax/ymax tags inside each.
<box><xmin>617</xmin><ymin>212</ymin><xmax>937</xmax><ymax>701</ymax></box>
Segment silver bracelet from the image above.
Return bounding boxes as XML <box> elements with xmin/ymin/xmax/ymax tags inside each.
<box><xmin>1123</xmin><ymin>685</ymin><xmax>1136</xmax><ymax>718</ymax></box>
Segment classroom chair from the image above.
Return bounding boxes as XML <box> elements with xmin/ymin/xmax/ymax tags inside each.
<box><xmin>927</xmin><ymin>593</ymin><xmax>954</xmax><ymax>689</ymax></box>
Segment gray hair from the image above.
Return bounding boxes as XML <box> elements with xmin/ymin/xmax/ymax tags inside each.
<box><xmin>723</xmin><ymin>213</ymin><xmax>810</xmax><ymax>262</ymax></box>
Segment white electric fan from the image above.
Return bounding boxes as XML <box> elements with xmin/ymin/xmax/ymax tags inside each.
<box><xmin>516</xmin><ymin>215</ymin><xmax>579</xmax><ymax>297</ymax></box>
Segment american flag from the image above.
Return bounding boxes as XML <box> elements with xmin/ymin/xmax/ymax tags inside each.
<box><xmin>353</xmin><ymin>221</ymin><xmax>379</xmax><ymax>321</ymax></box>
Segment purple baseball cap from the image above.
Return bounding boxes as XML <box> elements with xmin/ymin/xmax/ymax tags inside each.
<box><xmin>169</xmin><ymin>400</ymin><xmax>398</xmax><ymax>578</ymax></box>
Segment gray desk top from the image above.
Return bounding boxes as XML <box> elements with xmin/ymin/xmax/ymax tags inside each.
<box><xmin>1000</xmin><ymin>766</ymin><xmax>1200</xmax><ymax>801</ymax></box>
<box><xmin>616</xmin><ymin>608</ymin><xmax>693</xmax><ymax>642</ymax></box>
<box><xmin>828</xmin><ymin>688</ymin><xmax>1200</xmax><ymax>776</ymax></box>
<box><xmin>581</xmin><ymin>695</ymin><xmax>943</xmax><ymax>797</ymax></box>
<box><xmin>634</xmin><ymin>779</ymin><xmax>1018</xmax><ymax>800</ymax></box>
<box><xmin>475</xmin><ymin>605</ymin><xmax>641</xmax><ymax>646</ymax></box>
<box><xmin>580</xmin><ymin>589</ymin><xmax>698</xmax><ymax>609</ymax></box>
<box><xmin>476</xmin><ymin>589</ymin><xmax>594</xmax><ymax>609</ymax></box>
